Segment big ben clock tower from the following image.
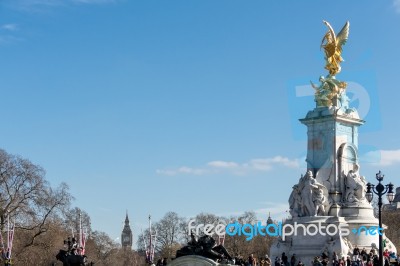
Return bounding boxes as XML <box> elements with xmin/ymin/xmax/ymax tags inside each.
<box><xmin>121</xmin><ymin>212</ymin><xmax>133</xmax><ymax>249</ymax></box>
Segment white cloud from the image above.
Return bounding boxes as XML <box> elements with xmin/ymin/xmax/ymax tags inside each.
<box><xmin>394</xmin><ymin>0</ymin><xmax>400</xmax><ymax>13</ymax></box>
<box><xmin>248</xmin><ymin>156</ymin><xmax>299</xmax><ymax>170</ymax></box>
<box><xmin>377</xmin><ymin>149</ymin><xmax>400</xmax><ymax>166</ymax></box>
<box><xmin>361</xmin><ymin>149</ymin><xmax>400</xmax><ymax>166</ymax></box>
<box><xmin>156</xmin><ymin>166</ymin><xmax>209</xmax><ymax>176</ymax></box>
<box><xmin>1</xmin><ymin>24</ymin><xmax>18</xmax><ymax>31</ymax></box>
<box><xmin>207</xmin><ymin>161</ymin><xmax>238</xmax><ymax>168</ymax></box>
<box><xmin>156</xmin><ymin>156</ymin><xmax>300</xmax><ymax>176</ymax></box>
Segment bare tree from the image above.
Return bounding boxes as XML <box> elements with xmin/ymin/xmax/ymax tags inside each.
<box><xmin>223</xmin><ymin>211</ymin><xmax>274</xmax><ymax>259</ymax></box>
<box><xmin>155</xmin><ymin>212</ymin><xmax>184</xmax><ymax>259</ymax></box>
<box><xmin>179</xmin><ymin>217</ymin><xmax>190</xmax><ymax>244</ymax></box>
<box><xmin>382</xmin><ymin>209</ymin><xmax>400</xmax><ymax>252</ymax></box>
<box><xmin>0</xmin><ymin>149</ymin><xmax>72</xmax><ymax>249</ymax></box>
<box><xmin>194</xmin><ymin>212</ymin><xmax>220</xmax><ymax>227</ymax></box>
<box><xmin>63</xmin><ymin>207</ymin><xmax>92</xmax><ymax>237</ymax></box>
<box><xmin>86</xmin><ymin>230</ymin><xmax>119</xmax><ymax>265</ymax></box>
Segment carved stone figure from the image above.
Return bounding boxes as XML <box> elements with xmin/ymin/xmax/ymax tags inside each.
<box><xmin>300</xmin><ymin>171</ymin><xmax>319</xmax><ymax>216</ymax></box>
<box><xmin>344</xmin><ymin>170</ymin><xmax>367</xmax><ymax>203</ymax></box>
<box><xmin>313</xmin><ymin>188</ymin><xmax>326</xmax><ymax>216</ymax></box>
<box><xmin>289</xmin><ymin>185</ymin><xmax>302</xmax><ymax>217</ymax></box>
<box><xmin>289</xmin><ymin>171</ymin><xmax>328</xmax><ymax>217</ymax></box>
<box><xmin>342</xmin><ymin>237</ymin><xmax>353</xmax><ymax>255</ymax></box>
<box><xmin>322</xmin><ymin>237</ymin><xmax>337</xmax><ymax>258</ymax></box>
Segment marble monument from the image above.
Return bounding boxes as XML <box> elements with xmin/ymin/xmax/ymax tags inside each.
<box><xmin>270</xmin><ymin>20</ymin><xmax>397</xmax><ymax>264</ymax></box>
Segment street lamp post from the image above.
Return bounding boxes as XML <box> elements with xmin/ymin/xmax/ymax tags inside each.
<box><xmin>365</xmin><ymin>171</ymin><xmax>395</xmax><ymax>266</ymax></box>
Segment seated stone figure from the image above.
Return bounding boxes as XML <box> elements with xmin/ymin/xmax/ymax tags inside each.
<box><xmin>344</xmin><ymin>170</ymin><xmax>367</xmax><ymax>203</ymax></box>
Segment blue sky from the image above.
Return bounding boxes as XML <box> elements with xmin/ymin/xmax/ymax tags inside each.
<box><xmin>1</xmin><ymin>0</ymin><xmax>400</xmax><ymax>247</ymax></box>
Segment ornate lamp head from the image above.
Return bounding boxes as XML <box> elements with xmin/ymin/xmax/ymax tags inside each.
<box><xmin>376</xmin><ymin>170</ymin><xmax>384</xmax><ymax>182</ymax></box>
<box><xmin>366</xmin><ymin>182</ymin><xmax>374</xmax><ymax>203</ymax></box>
<box><xmin>387</xmin><ymin>183</ymin><xmax>395</xmax><ymax>203</ymax></box>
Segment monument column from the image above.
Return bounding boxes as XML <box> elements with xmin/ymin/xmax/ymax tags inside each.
<box><xmin>300</xmin><ymin>107</ymin><xmax>364</xmax><ymax>214</ymax></box>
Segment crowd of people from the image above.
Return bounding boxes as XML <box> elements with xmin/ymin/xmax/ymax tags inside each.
<box><xmin>273</xmin><ymin>246</ymin><xmax>400</xmax><ymax>266</ymax></box>
<box><xmin>227</xmin><ymin>247</ymin><xmax>400</xmax><ymax>266</ymax></box>
<box><xmin>153</xmin><ymin>246</ymin><xmax>400</xmax><ymax>266</ymax></box>
<box><xmin>231</xmin><ymin>254</ymin><xmax>272</xmax><ymax>265</ymax></box>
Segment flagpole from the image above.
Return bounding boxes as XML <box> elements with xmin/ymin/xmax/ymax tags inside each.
<box><xmin>149</xmin><ymin>215</ymin><xmax>152</xmax><ymax>263</ymax></box>
<box><xmin>79</xmin><ymin>212</ymin><xmax>82</xmax><ymax>254</ymax></box>
<box><xmin>7</xmin><ymin>213</ymin><xmax>9</xmax><ymax>252</ymax></box>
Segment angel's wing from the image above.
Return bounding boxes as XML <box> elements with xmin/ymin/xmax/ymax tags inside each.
<box><xmin>336</xmin><ymin>21</ymin><xmax>350</xmax><ymax>48</ymax></box>
<box><xmin>321</xmin><ymin>20</ymin><xmax>337</xmax><ymax>57</ymax></box>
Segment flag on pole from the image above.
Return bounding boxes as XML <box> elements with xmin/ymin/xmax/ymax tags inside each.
<box><xmin>81</xmin><ymin>229</ymin><xmax>86</xmax><ymax>255</ymax></box>
<box><xmin>78</xmin><ymin>213</ymin><xmax>86</xmax><ymax>255</ymax></box>
<box><xmin>4</xmin><ymin>213</ymin><xmax>14</xmax><ymax>266</ymax></box>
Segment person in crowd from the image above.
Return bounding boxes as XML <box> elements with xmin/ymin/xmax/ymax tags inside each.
<box><xmin>361</xmin><ymin>248</ymin><xmax>367</xmax><ymax>257</ymax></box>
<box><xmin>260</xmin><ymin>257</ymin><xmax>266</xmax><ymax>266</ymax></box>
<box><xmin>373</xmin><ymin>255</ymin><xmax>379</xmax><ymax>266</ymax></box>
<box><xmin>370</xmin><ymin>247</ymin><xmax>376</xmax><ymax>255</ymax></box>
<box><xmin>312</xmin><ymin>256</ymin><xmax>322</xmax><ymax>266</ymax></box>
<box><xmin>282</xmin><ymin>252</ymin><xmax>288</xmax><ymax>266</ymax></box>
<box><xmin>291</xmin><ymin>254</ymin><xmax>297</xmax><ymax>266</ymax></box>
<box><xmin>265</xmin><ymin>255</ymin><xmax>271</xmax><ymax>266</ymax></box>
<box><xmin>332</xmin><ymin>252</ymin><xmax>339</xmax><ymax>266</ymax></box>
<box><xmin>361</xmin><ymin>250</ymin><xmax>368</xmax><ymax>263</ymax></box>
<box><xmin>248</xmin><ymin>254</ymin><xmax>255</xmax><ymax>266</ymax></box>
<box><xmin>353</xmin><ymin>246</ymin><xmax>360</xmax><ymax>261</ymax></box>
<box><xmin>346</xmin><ymin>256</ymin><xmax>351</xmax><ymax>266</ymax></box>
<box><xmin>275</xmin><ymin>257</ymin><xmax>281</xmax><ymax>266</ymax></box>
<box><xmin>383</xmin><ymin>249</ymin><xmax>389</xmax><ymax>259</ymax></box>
<box><xmin>384</xmin><ymin>257</ymin><xmax>389</xmax><ymax>266</ymax></box>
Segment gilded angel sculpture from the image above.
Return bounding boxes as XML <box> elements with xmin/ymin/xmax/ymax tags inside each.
<box><xmin>321</xmin><ymin>20</ymin><xmax>350</xmax><ymax>76</ymax></box>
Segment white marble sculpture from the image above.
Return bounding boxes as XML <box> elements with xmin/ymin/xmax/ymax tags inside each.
<box><xmin>289</xmin><ymin>171</ymin><xmax>327</xmax><ymax>217</ymax></box>
<box><xmin>344</xmin><ymin>169</ymin><xmax>367</xmax><ymax>204</ymax></box>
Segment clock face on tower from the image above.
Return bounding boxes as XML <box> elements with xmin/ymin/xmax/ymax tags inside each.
<box><xmin>123</xmin><ymin>235</ymin><xmax>130</xmax><ymax>243</ymax></box>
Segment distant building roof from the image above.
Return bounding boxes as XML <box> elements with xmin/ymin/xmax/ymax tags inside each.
<box><xmin>393</xmin><ymin>187</ymin><xmax>400</xmax><ymax>203</ymax></box>
<box><xmin>383</xmin><ymin>187</ymin><xmax>400</xmax><ymax>211</ymax></box>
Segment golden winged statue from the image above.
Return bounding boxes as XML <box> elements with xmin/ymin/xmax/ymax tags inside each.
<box><xmin>321</xmin><ymin>20</ymin><xmax>350</xmax><ymax>76</ymax></box>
